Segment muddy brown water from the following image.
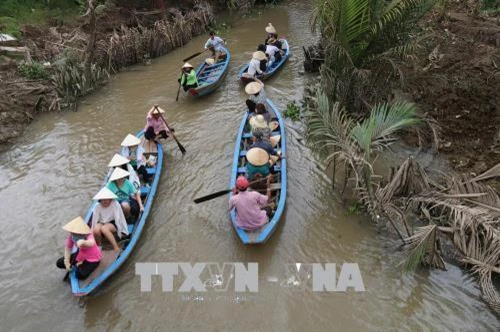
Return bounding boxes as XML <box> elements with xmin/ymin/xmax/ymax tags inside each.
<box><xmin>0</xmin><ymin>1</ymin><xmax>498</xmax><ymax>331</ymax></box>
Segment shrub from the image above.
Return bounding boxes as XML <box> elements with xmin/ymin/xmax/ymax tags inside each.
<box><xmin>18</xmin><ymin>61</ymin><xmax>49</xmax><ymax>79</ymax></box>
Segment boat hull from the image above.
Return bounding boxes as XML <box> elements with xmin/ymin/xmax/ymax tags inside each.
<box><xmin>186</xmin><ymin>47</ymin><xmax>230</xmax><ymax>98</ymax></box>
<box><xmin>229</xmin><ymin>99</ymin><xmax>287</xmax><ymax>244</ymax></box>
<box><xmin>69</xmin><ymin>130</ymin><xmax>163</xmax><ymax>296</ymax></box>
<box><xmin>238</xmin><ymin>39</ymin><xmax>290</xmax><ymax>85</ymax></box>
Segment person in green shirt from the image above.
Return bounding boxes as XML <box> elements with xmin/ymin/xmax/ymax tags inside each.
<box><xmin>179</xmin><ymin>62</ymin><xmax>198</xmax><ymax>91</ymax></box>
<box><xmin>106</xmin><ymin>168</ymin><xmax>144</xmax><ymax>219</ymax></box>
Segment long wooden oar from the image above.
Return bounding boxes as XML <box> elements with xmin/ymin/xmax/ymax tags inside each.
<box><xmin>182</xmin><ymin>48</ymin><xmax>210</xmax><ymax>63</ymax></box>
<box><xmin>175</xmin><ymin>70</ymin><xmax>184</xmax><ymax>102</ymax></box>
<box><xmin>155</xmin><ymin>105</ymin><xmax>186</xmax><ymax>155</ymax></box>
<box><xmin>194</xmin><ymin>175</ymin><xmax>276</xmax><ymax>204</ymax></box>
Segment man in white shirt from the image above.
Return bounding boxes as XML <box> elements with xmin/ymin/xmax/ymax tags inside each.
<box><xmin>265</xmin><ymin>43</ymin><xmax>280</xmax><ymax>67</ymax></box>
<box><xmin>204</xmin><ymin>31</ymin><xmax>226</xmax><ymax>62</ymax></box>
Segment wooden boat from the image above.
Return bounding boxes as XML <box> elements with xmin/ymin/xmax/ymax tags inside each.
<box><xmin>185</xmin><ymin>47</ymin><xmax>230</xmax><ymax>98</ymax></box>
<box><xmin>69</xmin><ymin>130</ymin><xmax>163</xmax><ymax>296</ymax></box>
<box><xmin>237</xmin><ymin>39</ymin><xmax>290</xmax><ymax>84</ymax></box>
<box><xmin>229</xmin><ymin>98</ymin><xmax>287</xmax><ymax>244</ymax></box>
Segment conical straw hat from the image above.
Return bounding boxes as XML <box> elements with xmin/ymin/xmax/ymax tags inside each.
<box><xmin>108</xmin><ymin>153</ymin><xmax>130</xmax><ymax>167</ymax></box>
<box><xmin>121</xmin><ymin>134</ymin><xmax>141</xmax><ymax>147</ymax></box>
<box><xmin>62</xmin><ymin>216</ymin><xmax>91</xmax><ymax>235</ymax></box>
<box><xmin>250</xmin><ymin>114</ymin><xmax>268</xmax><ymax>129</ymax></box>
<box><xmin>182</xmin><ymin>62</ymin><xmax>193</xmax><ymax>69</ymax></box>
<box><xmin>93</xmin><ymin>186</ymin><xmax>118</xmax><ymax>200</ymax></box>
<box><xmin>150</xmin><ymin>106</ymin><xmax>165</xmax><ymax>114</ymax></box>
<box><xmin>205</xmin><ymin>58</ymin><xmax>215</xmax><ymax>66</ymax></box>
<box><xmin>270</xmin><ymin>135</ymin><xmax>281</xmax><ymax>148</ymax></box>
<box><xmin>246</xmin><ymin>147</ymin><xmax>270</xmax><ymax>166</ymax></box>
<box><xmin>265</xmin><ymin>23</ymin><xmax>276</xmax><ymax>34</ymax></box>
<box><xmin>245</xmin><ymin>81</ymin><xmax>263</xmax><ymax>95</ymax></box>
<box><xmin>252</xmin><ymin>51</ymin><xmax>266</xmax><ymax>61</ymax></box>
<box><xmin>109</xmin><ymin>167</ymin><xmax>130</xmax><ymax>182</ymax></box>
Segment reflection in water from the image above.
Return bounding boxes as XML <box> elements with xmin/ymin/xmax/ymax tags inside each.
<box><xmin>0</xmin><ymin>1</ymin><xmax>498</xmax><ymax>330</ymax></box>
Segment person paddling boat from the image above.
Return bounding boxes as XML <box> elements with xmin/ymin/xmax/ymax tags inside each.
<box><xmin>144</xmin><ymin>106</ymin><xmax>169</xmax><ymax>143</ymax></box>
<box><xmin>178</xmin><ymin>62</ymin><xmax>199</xmax><ymax>92</ymax></box>
<box><xmin>204</xmin><ymin>31</ymin><xmax>226</xmax><ymax>62</ymax></box>
<box><xmin>229</xmin><ymin>175</ymin><xmax>272</xmax><ymax>231</ymax></box>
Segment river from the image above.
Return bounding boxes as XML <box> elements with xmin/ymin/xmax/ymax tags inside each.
<box><xmin>0</xmin><ymin>1</ymin><xmax>498</xmax><ymax>331</ymax></box>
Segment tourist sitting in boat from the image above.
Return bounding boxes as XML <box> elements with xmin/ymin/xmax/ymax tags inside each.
<box><xmin>243</xmin><ymin>51</ymin><xmax>266</xmax><ymax>81</ymax></box>
<box><xmin>204</xmin><ymin>31</ymin><xmax>226</xmax><ymax>62</ymax></box>
<box><xmin>108</xmin><ymin>153</ymin><xmax>140</xmax><ymax>190</ymax></box>
<box><xmin>249</xmin><ymin>114</ymin><xmax>271</xmax><ymax>141</ymax></box>
<box><xmin>264</xmin><ymin>23</ymin><xmax>282</xmax><ymax>49</ymax></box>
<box><xmin>106</xmin><ymin>167</ymin><xmax>144</xmax><ymax>219</ymax></box>
<box><xmin>144</xmin><ymin>106</ymin><xmax>169</xmax><ymax>142</ymax></box>
<box><xmin>56</xmin><ymin>216</ymin><xmax>102</xmax><ymax>280</ymax></box>
<box><xmin>265</xmin><ymin>38</ymin><xmax>283</xmax><ymax>66</ymax></box>
<box><xmin>178</xmin><ymin>62</ymin><xmax>198</xmax><ymax>92</ymax></box>
<box><xmin>254</xmin><ymin>103</ymin><xmax>270</xmax><ymax>122</ymax></box>
<box><xmin>246</xmin><ymin>141</ymin><xmax>281</xmax><ymax>180</ymax></box>
<box><xmin>91</xmin><ymin>187</ymin><xmax>129</xmax><ymax>253</ymax></box>
<box><xmin>229</xmin><ymin>175</ymin><xmax>272</xmax><ymax>231</ymax></box>
<box><xmin>120</xmin><ymin>134</ymin><xmax>151</xmax><ymax>182</ymax></box>
<box><xmin>245</xmin><ymin>79</ymin><xmax>266</xmax><ymax>113</ymax></box>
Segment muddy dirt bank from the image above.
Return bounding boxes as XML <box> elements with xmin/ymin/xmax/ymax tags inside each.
<box><xmin>0</xmin><ymin>0</ymin><xmax>257</xmax><ymax>145</ymax></box>
<box><xmin>401</xmin><ymin>8</ymin><xmax>500</xmax><ymax>174</ymax></box>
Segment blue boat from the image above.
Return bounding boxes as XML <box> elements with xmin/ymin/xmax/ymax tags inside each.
<box><xmin>69</xmin><ymin>130</ymin><xmax>163</xmax><ymax>296</ymax></box>
<box><xmin>229</xmin><ymin>99</ymin><xmax>287</xmax><ymax>244</ymax></box>
<box><xmin>238</xmin><ymin>39</ymin><xmax>290</xmax><ymax>84</ymax></box>
<box><xmin>185</xmin><ymin>47</ymin><xmax>230</xmax><ymax>98</ymax></box>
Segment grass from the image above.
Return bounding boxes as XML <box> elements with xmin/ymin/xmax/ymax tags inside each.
<box><xmin>284</xmin><ymin>100</ymin><xmax>301</xmax><ymax>121</ymax></box>
<box><xmin>0</xmin><ymin>0</ymin><xmax>80</xmax><ymax>37</ymax></box>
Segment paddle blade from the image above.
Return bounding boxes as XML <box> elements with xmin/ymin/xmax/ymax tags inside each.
<box><xmin>174</xmin><ymin>137</ymin><xmax>186</xmax><ymax>155</ymax></box>
<box><xmin>194</xmin><ymin>189</ymin><xmax>231</xmax><ymax>204</ymax></box>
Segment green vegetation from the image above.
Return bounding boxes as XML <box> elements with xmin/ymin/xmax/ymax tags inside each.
<box><xmin>0</xmin><ymin>0</ymin><xmax>80</xmax><ymax>37</ymax></box>
<box><xmin>283</xmin><ymin>100</ymin><xmax>301</xmax><ymax>121</ymax></box>
<box><xmin>17</xmin><ymin>61</ymin><xmax>49</xmax><ymax>79</ymax></box>
<box><xmin>311</xmin><ymin>0</ymin><xmax>435</xmax><ymax>108</ymax></box>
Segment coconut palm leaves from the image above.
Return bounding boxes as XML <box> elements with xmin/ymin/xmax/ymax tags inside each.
<box><xmin>311</xmin><ymin>0</ymin><xmax>435</xmax><ymax>105</ymax></box>
<box><xmin>306</xmin><ymin>89</ymin><xmax>421</xmax><ymax>173</ymax></box>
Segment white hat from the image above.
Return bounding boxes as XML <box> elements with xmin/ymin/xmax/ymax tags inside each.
<box><xmin>182</xmin><ymin>62</ymin><xmax>193</xmax><ymax>69</ymax></box>
<box><xmin>93</xmin><ymin>186</ymin><xmax>118</xmax><ymax>200</ymax></box>
<box><xmin>245</xmin><ymin>81</ymin><xmax>263</xmax><ymax>95</ymax></box>
<box><xmin>246</xmin><ymin>147</ymin><xmax>270</xmax><ymax>166</ymax></box>
<box><xmin>250</xmin><ymin>114</ymin><xmax>268</xmax><ymax>129</ymax></box>
<box><xmin>121</xmin><ymin>134</ymin><xmax>141</xmax><ymax>147</ymax></box>
<box><xmin>149</xmin><ymin>105</ymin><xmax>165</xmax><ymax>115</ymax></box>
<box><xmin>205</xmin><ymin>58</ymin><xmax>215</xmax><ymax>66</ymax></box>
<box><xmin>270</xmin><ymin>135</ymin><xmax>281</xmax><ymax>148</ymax></box>
<box><xmin>62</xmin><ymin>216</ymin><xmax>91</xmax><ymax>235</ymax></box>
<box><xmin>109</xmin><ymin>167</ymin><xmax>130</xmax><ymax>182</ymax></box>
<box><xmin>252</xmin><ymin>51</ymin><xmax>266</xmax><ymax>61</ymax></box>
<box><xmin>265</xmin><ymin>23</ymin><xmax>276</xmax><ymax>34</ymax></box>
<box><xmin>108</xmin><ymin>153</ymin><xmax>130</xmax><ymax>167</ymax></box>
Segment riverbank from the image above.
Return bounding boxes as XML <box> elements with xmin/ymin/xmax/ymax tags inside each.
<box><xmin>400</xmin><ymin>5</ymin><xmax>500</xmax><ymax>176</ymax></box>
<box><xmin>0</xmin><ymin>0</ymin><xmax>261</xmax><ymax>145</ymax></box>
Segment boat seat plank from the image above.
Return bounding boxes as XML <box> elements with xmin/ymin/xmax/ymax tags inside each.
<box><xmin>127</xmin><ymin>224</ymin><xmax>135</xmax><ymax>234</ymax></box>
<box><xmin>78</xmin><ymin>250</ymin><xmax>119</xmax><ymax>288</ymax></box>
<box><xmin>242</xmin><ymin>131</ymin><xmax>280</xmax><ymax>139</ymax></box>
<box><xmin>237</xmin><ymin>165</ymin><xmax>281</xmax><ymax>174</ymax></box>
<box><xmin>146</xmin><ymin>167</ymin><xmax>156</xmax><ymax>175</ymax></box>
